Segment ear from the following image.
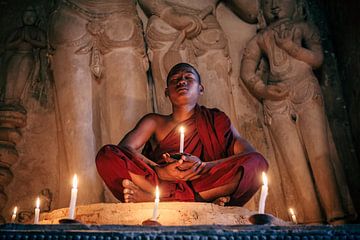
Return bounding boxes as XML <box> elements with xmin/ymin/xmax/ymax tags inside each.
<box><xmin>199</xmin><ymin>85</ymin><xmax>204</xmax><ymax>95</ymax></box>
<box><xmin>165</xmin><ymin>88</ymin><xmax>169</xmax><ymax>97</ymax></box>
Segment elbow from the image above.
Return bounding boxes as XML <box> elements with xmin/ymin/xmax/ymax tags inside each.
<box><xmin>311</xmin><ymin>53</ymin><xmax>324</xmax><ymax>69</ymax></box>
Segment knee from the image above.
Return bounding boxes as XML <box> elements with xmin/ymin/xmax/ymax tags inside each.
<box><xmin>95</xmin><ymin>144</ymin><xmax>122</xmax><ymax>169</ymax></box>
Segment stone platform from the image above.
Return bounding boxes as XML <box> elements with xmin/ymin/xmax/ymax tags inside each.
<box><xmin>39</xmin><ymin>202</ymin><xmax>288</xmax><ymax>225</ymax></box>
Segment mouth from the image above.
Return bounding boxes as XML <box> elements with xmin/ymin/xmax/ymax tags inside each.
<box><xmin>176</xmin><ymin>87</ymin><xmax>188</xmax><ymax>93</ymax></box>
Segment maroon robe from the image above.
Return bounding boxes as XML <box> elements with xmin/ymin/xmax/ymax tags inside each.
<box><xmin>96</xmin><ymin>105</ymin><xmax>268</xmax><ymax>205</ymax></box>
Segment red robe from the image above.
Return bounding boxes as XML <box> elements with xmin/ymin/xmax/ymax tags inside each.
<box><xmin>96</xmin><ymin>105</ymin><xmax>268</xmax><ymax>205</ymax></box>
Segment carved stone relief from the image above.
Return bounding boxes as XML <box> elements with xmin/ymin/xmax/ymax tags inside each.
<box><xmin>48</xmin><ymin>0</ymin><xmax>151</xmax><ymax>207</ymax></box>
<box><xmin>240</xmin><ymin>0</ymin><xmax>356</xmax><ymax>223</ymax></box>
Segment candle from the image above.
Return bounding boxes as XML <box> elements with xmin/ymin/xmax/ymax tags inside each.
<box><xmin>69</xmin><ymin>174</ymin><xmax>78</xmax><ymax>219</ymax></box>
<box><xmin>151</xmin><ymin>186</ymin><xmax>160</xmax><ymax>220</ymax></box>
<box><xmin>179</xmin><ymin>126</ymin><xmax>185</xmax><ymax>153</ymax></box>
<box><xmin>11</xmin><ymin>206</ymin><xmax>17</xmax><ymax>223</ymax></box>
<box><xmin>34</xmin><ymin>197</ymin><xmax>40</xmax><ymax>224</ymax></box>
<box><xmin>289</xmin><ymin>208</ymin><xmax>297</xmax><ymax>224</ymax></box>
<box><xmin>258</xmin><ymin>172</ymin><xmax>268</xmax><ymax>214</ymax></box>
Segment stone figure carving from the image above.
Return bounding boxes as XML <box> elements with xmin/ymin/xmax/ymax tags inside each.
<box><xmin>240</xmin><ymin>0</ymin><xmax>355</xmax><ymax>223</ymax></box>
<box><xmin>2</xmin><ymin>6</ymin><xmax>47</xmax><ymax>106</ymax></box>
<box><xmin>48</xmin><ymin>0</ymin><xmax>150</xmax><ymax>205</ymax></box>
<box><xmin>138</xmin><ymin>0</ymin><xmax>238</xmax><ymax>118</ymax></box>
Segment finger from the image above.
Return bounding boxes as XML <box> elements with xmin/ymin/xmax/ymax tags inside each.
<box><xmin>196</xmin><ymin>162</ymin><xmax>207</xmax><ymax>174</ymax></box>
<box><xmin>185</xmin><ymin>21</ymin><xmax>197</xmax><ymax>37</ymax></box>
<box><xmin>182</xmin><ymin>162</ymin><xmax>203</xmax><ymax>180</ymax></box>
<box><xmin>188</xmin><ymin>175</ymin><xmax>201</xmax><ymax>181</ymax></box>
<box><xmin>123</xmin><ymin>188</ymin><xmax>134</xmax><ymax>194</ymax></box>
<box><xmin>175</xmin><ymin>159</ymin><xmax>183</xmax><ymax>167</ymax></box>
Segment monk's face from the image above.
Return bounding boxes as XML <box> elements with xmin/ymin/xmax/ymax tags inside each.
<box><xmin>165</xmin><ymin>67</ymin><xmax>203</xmax><ymax>106</ymax></box>
<box><xmin>262</xmin><ymin>0</ymin><xmax>297</xmax><ymax>23</ymax></box>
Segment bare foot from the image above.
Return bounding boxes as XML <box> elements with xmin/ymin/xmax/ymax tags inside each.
<box><xmin>213</xmin><ymin>196</ymin><xmax>230</xmax><ymax>206</ymax></box>
<box><xmin>122</xmin><ymin>179</ymin><xmax>153</xmax><ymax>203</ymax></box>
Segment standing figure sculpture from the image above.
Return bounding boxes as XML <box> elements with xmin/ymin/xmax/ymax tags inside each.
<box><xmin>2</xmin><ymin>6</ymin><xmax>46</xmax><ymax>106</ymax></box>
<box><xmin>240</xmin><ymin>0</ymin><xmax>354</xmax><ymax>223</ymax></box>
<box><xmin>139</xmin><ymin>0</ymin><xmax>237</xmax><ymax>117</ymax></box>
<box><xmin>48</xmin><ymin>0</ymin><xmax>150</xmax><ymax>205</ymax></box>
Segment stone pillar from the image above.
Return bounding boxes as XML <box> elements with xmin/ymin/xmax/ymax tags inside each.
<box><xmin>0</xmin><ymin>103</ymin><xmax>26</xmax><ymax>223</ymax></box>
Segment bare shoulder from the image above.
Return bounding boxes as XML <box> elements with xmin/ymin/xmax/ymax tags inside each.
<box><xmin>139</xmin><ymin>113</ymin><xmax>168</xmax><ymax>126</ymax></box>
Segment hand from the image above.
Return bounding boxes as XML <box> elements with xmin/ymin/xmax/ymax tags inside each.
<box><xmin>274</xmin><ymin>23</ymin><xmax>296</xmax><ymax>50</ymax></box>
<box><xmin>157</xmin><ymin>153</ymin><xmax>209</xmax><ymax>181</ymax></box>
<box><xmin>175</xmin><ymin>153</ymin><xmax>200</xmax><ymax>170</ymax></box>
<box><xmin>155</xmin><ymin>155</ymin><xmax>184</xmax><ymax>181</ymax></box>
<box><xmin>259</xmin><ymin>82</ymin><xmax>289</xmax><ymax>101</ymax></box>
<box><xmin>178</xmin><ymin>154</ymin><xmax>214</xmax><ymax>181</ymax></box>
<box><xmin>162</xmin><ymin>9</ymin><xmax>203</xmax><ymax>39</ymax></box>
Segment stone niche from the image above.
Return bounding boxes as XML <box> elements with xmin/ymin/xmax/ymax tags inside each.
<box><xmin>0</xmin><ymin>0</ymin><xmax>358</xmax><ymax>225</ymax></box>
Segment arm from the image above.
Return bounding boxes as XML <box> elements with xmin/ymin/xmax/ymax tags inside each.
<box><xmin>119</xmin><ymin>113</ymin><xmax>191</xmax><ymax>180</ymax></box>
<box><xmin>240</xmin><ymin>36</ymin><xmax>289</xmax><ymax>101</ymax></box>
<box><xmin>5</xmin><ymin>29</ymin><xmax>23</xmax><ymax>49</ymax></box>
<box><xmin>24</xmin><ymin>28</ymin><xmax>47</xmax><ymax>49</ymax></box>
<box><xmin>274</xmin><ymin>22</ymin><xmax>324</xmax><ymax>68</ymax></box>
<box><xmin>118</xmin><ymin>114</ymin><xmax>158</xmax><ymax>167</ymax></box>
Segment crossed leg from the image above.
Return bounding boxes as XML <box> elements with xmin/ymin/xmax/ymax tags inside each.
<box><xmin>122</xmin><ymin>170</ymin><xmax>242</xmax><ymax>206</ymax></box>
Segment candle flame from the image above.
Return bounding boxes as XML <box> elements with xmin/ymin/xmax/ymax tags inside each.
<box><xmin>179</xmin><ymin>126</ymin><xmax>185</xmax><ymax>134</ymax></box>
<box><xmin>155</xmin><ymin>186</ymin><xmax>160</xmax><ymax>200</ymax></box>
<box><xmin>13</xmin><ymin>206</ymin><xmax>17</xmax><ymax>215</ymax></box>
<box><xmin>36</xmin><ymin>197</ymin><xmax>40</xmax><ymax>208</ymax></box>
<box><xmin>72</xmin><ymin>174</ymin><xmax>78</xmax><ymax>189</ymax></box>
<box><xmin>262</xmin><ymin>172</ymin><xmax>268</xmax><ymax>186</ymax></box>
<box><xmin>289</xmin><ymin>208</ymin><xmax>295</xmax><ymax>215</ymax></box>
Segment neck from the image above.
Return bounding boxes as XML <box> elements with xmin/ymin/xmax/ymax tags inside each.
<box><xmin>171</xmin><ymin>103</ymin><xmax>197</xmax><ymax>123</ymax></box>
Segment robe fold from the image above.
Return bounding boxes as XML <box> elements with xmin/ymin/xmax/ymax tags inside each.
<box><xmin>96</xmin><ymin>105</ymin><xmax>268</xmax><ymax>205</ymax></box>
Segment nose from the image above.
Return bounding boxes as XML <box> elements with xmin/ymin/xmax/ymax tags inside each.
<box><xmin>176</xmin><ymin>77</ymin><xmax>187</xmax><ymax>87</ymax></box>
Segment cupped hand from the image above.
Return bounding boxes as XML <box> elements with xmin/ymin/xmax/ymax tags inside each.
<box><xmin>162</xmin><ymin>10</ymin><xmax>202</xmax><ymax>39</ymax></box>
<box><xmin>264</xmin><ymin>83</ymin><xmax>289</xmax><ymax>101</ymax></box>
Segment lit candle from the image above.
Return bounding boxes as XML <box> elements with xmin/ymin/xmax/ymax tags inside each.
<box><xmin>179</xmin><ymin>126</ymin><xmax>185</xmax><ymax>153</ymax></box>
<box><xmin>289</xmin><ymin>208</ymin><xmax>297</xmax><ymax>224</ymax></box>
<box><xmin>34</xmin><ymin>197</ymin><xmax>40</xmax><ymax>224</ymax></box>
<box><xmin>69</xmin><ymin>174</ymin><xmax>78</xmax><ymax>219</ymax></box>
<box><xmin>151</xmin><ymin>186</ymin><xmax>160</xmax><ymax>220</ymax></box>
<box><xmin>11</xmin><ymin>206</ymin><xmax>17</xmax><ymax>223</ymax></box>
<box><xmin>258</xmin><ymin>172</ymin><xmax>268</xmax><ymax>214</ymax></box>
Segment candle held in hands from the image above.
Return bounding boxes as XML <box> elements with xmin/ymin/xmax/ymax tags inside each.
<box><xmin>258</xmin><ymin>172</ymin><xmax>268</xmax><ymax>214</ymax></box>
<box><xmin>151</xmin><ymin>186</ymin><xmax>160</xmax><ymax>220</ymax></box>
<box><xmin>34</xmin><ymin>197</ymin><xmax>40</xmax><ymax>224</ymax></box>
<box><xmin>11</xmin><ymin>206</ymin><xmax>17</xmax><ymax>223</ymax></box>
<box><xmin>69</xmin><ymin>174</ymin><xmax>78</xmax><ymax>219</ymax></box>
<box><xmin>179</xmin><ymin>126</ymin><xmax>185</xmax><ymax>153</ymax></box>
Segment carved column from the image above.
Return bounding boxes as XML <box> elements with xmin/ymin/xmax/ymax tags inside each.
<box><xmin>0</xmin><ymin>103</ymin><xmax>26</xmax><ymax>223</ymax></box>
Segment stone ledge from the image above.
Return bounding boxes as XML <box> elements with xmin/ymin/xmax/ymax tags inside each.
<box><xmin>38</xmin><ymin>202</ymin><xmax>287</xmax><ymax>226</ymax></box>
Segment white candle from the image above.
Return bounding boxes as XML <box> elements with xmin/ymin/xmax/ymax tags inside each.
<box><xmin>68</xmin><ymin>174</ymin><xmax>78</xmax><ymax>219</ymax></box>
<box><xmin>34</xmin><ymin>198</ymin><xmax>40</xmax><ymax>224</ymax></box>
<box><xmin>258</xmin><ymin>172</ymin><xmax>268</xmax><ymax>214</ymax></box>
<box><xmin>179</xmin><ymin>126</ymin><xmax>185</xmax><ymax>153</ymax></box>
<box><xmin>289</xmin><ymin>208</ymin><xmax>298</xmax><ymax>224</ymax></box>
<box><xmin>11</xmin><ymin>206</ymin><xmax>17</xmax><ymax>223</ymax></box>
<box><xmin>151</xmin><ymin>186</ymin><xmax>160</xmax><ymax>220</ymax></box>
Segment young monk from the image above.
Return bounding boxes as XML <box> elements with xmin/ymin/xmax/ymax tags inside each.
<box><xmin>96</xmin><ymin>63</ymin><xmax>268</xmax><ymax>206</ymax></box>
